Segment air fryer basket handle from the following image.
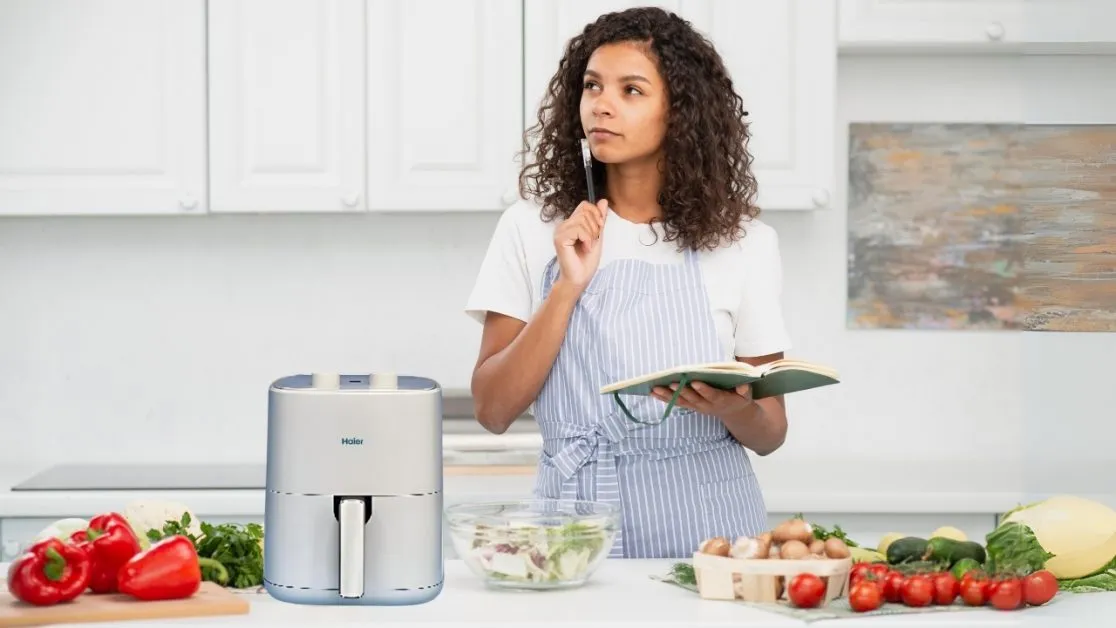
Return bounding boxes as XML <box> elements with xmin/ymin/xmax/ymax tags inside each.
<box><xmin>338</xmin><ymin>497</ymin><xmax>367</xmax><ymax>598</ymax></box>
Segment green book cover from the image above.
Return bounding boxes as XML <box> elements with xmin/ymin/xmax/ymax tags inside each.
<box><xmin>599</xmin><ymin>362</ymin><xmax>839</xmax><ymax>400</ymax></box>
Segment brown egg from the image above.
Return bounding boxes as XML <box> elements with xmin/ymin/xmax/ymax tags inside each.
<box><xmin>780</xmin><ymin>539</ymin><xmax>809</xmax><ymax>560</ymax></box>
<box><xmin>824</xmin><ymin>537</ymin><xmax>851</xmax><ymax>559</ymax></box>
<box><xmin>699</xmin><ymin>536</ymin><xmax>731</xmax><ymax>556</ymax></box>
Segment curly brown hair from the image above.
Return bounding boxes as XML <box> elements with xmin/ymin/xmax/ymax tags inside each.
<box><xmin>517</xmin><ymin>6</ymin><xmax>759</xmax><ymax>252</ymax></box>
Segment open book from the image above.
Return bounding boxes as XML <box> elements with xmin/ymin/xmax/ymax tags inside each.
<box><xmin>599</xmin><ymin>359</ymin><xmax>840</xmax><ymax>401</ymax></box>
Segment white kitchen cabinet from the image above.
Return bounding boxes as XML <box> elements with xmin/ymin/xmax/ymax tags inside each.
<box><xmin>0</xmin><ymin>0</ymin><xmax>207</xmax><ymax>216</ymax></box>
<box><xmin>365</xmin><ymin>0</ymin><xmax>524</xmax><ymax>212</ymax></box>
<box><xmin>839</xmin><ymin>0</ymin><xmax>1116</xmax><ymax>51</ymax></box>
<box><xmin>208</xmin><ymin>0</ymin><xmax>366</xmax><ymax>213</ymax></box>
<box><xmin>687</xmin><ymin>1</ymin><xmax>836</xmax><ymax>211</ymax></box>
<box><xmin>524</xmin><ymin>0</ymin><xmax>836</xmax><ymax>211</ymax></box>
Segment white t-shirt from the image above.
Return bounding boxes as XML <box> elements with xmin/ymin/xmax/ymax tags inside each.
<box><xmin>465</xmin><ymin>199</ymin><xmax>792</xmax><ymax>359</ymax></box>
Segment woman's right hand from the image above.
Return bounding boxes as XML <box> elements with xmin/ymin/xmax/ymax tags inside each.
<box><xmin>553</xmin><ymin>199</ymin><xmax>608</xmax><ymax>291</ymax></box>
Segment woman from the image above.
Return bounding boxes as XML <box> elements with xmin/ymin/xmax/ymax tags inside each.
<box><xmin>465</xmin><ymin>7</ymin><xmax>792</xmax><ymax>559</ymax></box>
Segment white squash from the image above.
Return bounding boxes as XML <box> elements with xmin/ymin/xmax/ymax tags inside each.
<box><xmin>1001</xmin><ymin>495</ymin><xmax>1116</xmax><ymax>579</ymax></box>
<box><xmin>122</xmin><ymin>499</ymin><xmax>203</xmax><ymax>549</ymax></box>
<box><xmin>34</xmin><ymin>518</ymin><xmax>89</xmax><ymax>541</ymax></box>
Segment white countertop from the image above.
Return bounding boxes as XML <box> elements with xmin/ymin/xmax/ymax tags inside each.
<box><xmin>0</xmin><ymin>465</ymin><xmax>538</xmax><ymax>518</ymax></box>
<box><xmin>2</xmin><ymin>558</ymin><xmax>1110</xmax><ymax>626</ymax></box>
<box><xmin>3</xmin><ymin>461</ymin><xmax>1116</xmax><ymax>520</ymax></box>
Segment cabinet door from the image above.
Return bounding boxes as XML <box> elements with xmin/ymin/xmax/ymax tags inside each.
<box><xmin>839</xmin><ymin>0</ymin><xmax>1116</xmax><ymax>50</ymax></box>
<box><xmin>523</xmin><ymin>1</ymin><xmax>835</xmax><ymax>211</ymax></box>
<box><xmin>686</xmin><ymin>1</ymin><xmax>835</xmax><ymax>211</ymax></box>
<box><xmin>209</xmin><ymin>0</ymin><xmax>365</xmax><ymax>213</ymax></box>
<box><xmin>366</xmin><ymin>0</ymin><xmax>523</xmax><ymax>212</ymax></box>
<box><xmin>0</xmin><ymin>0</ymin><xmax>206</xmax><ymax>216</ymax></box>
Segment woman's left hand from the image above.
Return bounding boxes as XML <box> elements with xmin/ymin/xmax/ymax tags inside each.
<box><xmin>651</xmin><ymin>381</ymin><xmax>754</xmax><ymax>418</ymax></box>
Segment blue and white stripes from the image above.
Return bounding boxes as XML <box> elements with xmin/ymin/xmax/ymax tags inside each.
<box><xmin>532</xmin><ymin>249</ymin><xmax>768</xmax><ymax>559</ymax></box>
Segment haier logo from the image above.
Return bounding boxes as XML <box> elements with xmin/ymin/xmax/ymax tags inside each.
<box><xmin>340</xmin><ymin>437</ymin><xmax>364</xmax><ymax>446</ymax></box>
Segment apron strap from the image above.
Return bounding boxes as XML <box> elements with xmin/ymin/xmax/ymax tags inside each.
<box><xmin>612</xmin><ymin>372</ymin><xmax>692</xmax><ymax>426</ymax></box>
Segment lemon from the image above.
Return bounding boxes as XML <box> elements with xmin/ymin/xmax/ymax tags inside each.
<box><xmin>930</xmin><ymin>526</ymin><xmax>968</xmax><ymax>542</ymax></box>
<box><xmin>877</xmin><ymin>532</ymin><xmax>906</xmax><ymax>556</ymax></box>
<box><xmin>850</xmin><ymin>547</ymin><xmax>885</xmax><ymax>563</ymax></box>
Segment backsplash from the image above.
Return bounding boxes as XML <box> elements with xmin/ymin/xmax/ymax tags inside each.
<box><xmin>1</xmin><ymin>55</ymin><xmax>1115</xmax><ymax>500</ymax></box>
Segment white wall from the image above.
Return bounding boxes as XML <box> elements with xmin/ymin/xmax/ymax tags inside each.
<box><xmin>2</xmin><ymin>54</ymin><xmax>1114</xmax><ymax>497</ymax></box>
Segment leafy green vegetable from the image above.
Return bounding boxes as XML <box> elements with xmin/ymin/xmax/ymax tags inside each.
<box><xmin>999</xmin><ymin>499</ymin><xmax>1044</xmax><ymax>523</ymax></box>
<box><xmin>1058</xmin><ymin>555</ymin><xmax>1116</xmax><ymax>593</ymax></box>
<box><xmin>669</xmin><ymin>562</ymin><xmax>696</xmax><ymax>585</ymax></box>
<box><xmin>792</xmin><ymin>513</ymin><xmax>859</xmax><ymax>548</ymax></box>
<box><xmin>147</xmin><ymin>512</ymin><xmax>264</xmax><ymax>589</ymax></box>
<box><xmin>1059</xmin><ymin>569</ymin><xmax>1116</xmax><ymax>593</ymax></box>
<box><xmin>984</xmin><ymin>521</ymin><xmax>1055</xmax><ymax>574</ymax></box>
<box><xmin>458</xmin><ymin>518</ymin><xmax>614</xmax><ymax>584</ymax></box>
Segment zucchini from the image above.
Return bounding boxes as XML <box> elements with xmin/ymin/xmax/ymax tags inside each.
<box><xmin>950</xmin><ymin>557</ymin><xmax>982</xmax><ymax>581</ymax></box>
<box><xmin>892</xmin><ymin>561</ymin><xmax>942</xmax><ymax>576</ymax></box>
<box><xmin>886</xmin><ymin>537</ymin><xmax>929</xmax><ymax>564</ymax></box>
<box><xmin>923</xmin><ymin>537</ymin><xmax>987</xmax><ymax>567</ymax></box>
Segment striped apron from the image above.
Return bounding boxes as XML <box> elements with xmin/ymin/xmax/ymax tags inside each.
<box><xmin>532</xmin><ymin>248</ymin><xmax>768</xmax><ymax>559</ymax></box>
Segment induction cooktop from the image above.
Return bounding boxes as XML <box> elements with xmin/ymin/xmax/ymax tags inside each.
<box><xmin>11</xmin><ymin>463</ymin><xmax>266</xmax><ymax>491</ymax></box>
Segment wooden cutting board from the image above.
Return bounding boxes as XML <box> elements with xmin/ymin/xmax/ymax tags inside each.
<box><xmin>0</xmin><ymin>582</ymin><xmax>250</xmax><ymax>626</ymax></box>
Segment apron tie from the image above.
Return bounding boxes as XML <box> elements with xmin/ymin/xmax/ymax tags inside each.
<box><xmin>549</xmin><ymin>413</ymin><xmax>629</xmax><ymax>558</ymax></box>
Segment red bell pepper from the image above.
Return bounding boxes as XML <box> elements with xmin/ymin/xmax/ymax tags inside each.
<box><xmin>69</xmin><ymin>511</ymin><xmax>142</xmax><ymax>593</ymax></box>
<box><xmin>7</xmin><ymin>537</ymin><xmax>92</xmax><ymax>606</ymax></box>
<box><xmin>117</xmin><ymin>535</ymin><xmax>217</xmax><ymax>601</ymax></box>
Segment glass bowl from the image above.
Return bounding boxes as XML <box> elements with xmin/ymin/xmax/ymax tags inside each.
<box><xmin>444</xmin><ymin>499</ymin><xmax>621</xmax><ymax>590</ymax></box>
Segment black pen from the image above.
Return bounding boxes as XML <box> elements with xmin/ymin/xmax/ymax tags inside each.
<box><xmin>580</xmin><ymin>138</ymin><xmax>596</xmax><ymax>204</ymax></box>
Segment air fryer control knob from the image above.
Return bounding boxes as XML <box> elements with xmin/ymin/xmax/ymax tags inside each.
<box><xmin>311</xmin><ymin>373</ymin><xmax>341</xmax><ymax>389</ymax></box>
<box><xmin>370</xmin><ymin>372</ymin><xmax>398</xmax><ymax>390</ymax></box>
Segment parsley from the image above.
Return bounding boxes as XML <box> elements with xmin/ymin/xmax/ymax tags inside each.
<box><xmin>669</xmin><ymin>562</ymin><xmax>696</xmax><ymax>585</ymax></box>
<box><xmin>792</xmin><ymin>512</ymin><xmax>860</xmax><ymax>548</ymax></box>
<box><xmin>147</xmin><ymin>512</ymin><xmax>265</xmax><ymax>589</ymax></box>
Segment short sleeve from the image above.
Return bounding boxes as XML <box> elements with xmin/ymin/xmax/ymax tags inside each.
<box><xmin>464</xmin><ymin>206</ymin><xmax>533</xmax><ymax>325</ymax></box>
<box><xmin>734</xmin><ymin>224</ymin><xmax>793</xmax><ymax>357</ymax></box>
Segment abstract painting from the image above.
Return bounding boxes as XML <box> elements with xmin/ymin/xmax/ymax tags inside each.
<box><xmin>847</xmin><ymin>123</ymin><xmax>1116</xmax><ymax>332</ymax></box>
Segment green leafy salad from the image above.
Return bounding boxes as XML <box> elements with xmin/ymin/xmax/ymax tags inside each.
<box><xmin>461</xmin><ymin>519</ymin><xmax>614</xmax><ymax>584</ymax></box>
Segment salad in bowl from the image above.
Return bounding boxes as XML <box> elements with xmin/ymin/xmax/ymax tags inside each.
<box><xmin>444</xmin><ymin>499</ymin><xmax>620</xmax><ymax>590</ymax></box>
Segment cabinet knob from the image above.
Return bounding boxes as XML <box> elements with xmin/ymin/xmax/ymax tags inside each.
<box><xmin>502</xmin><ymin>188</ymin><xmax>518</xmax><ymax>206</ymax></box>
<box><xmin>985</xmin><ymin>22</ymin><xmax>1005</xmax><ymax>41</ymax></box>
<box><xmin>179</xmin><ymin>196</ymin><xmax>198</xmax><ymax>210</ymax></box>
<box><xmin>812</xmin><ymin>189</ymin><xmax>830</xmax><ymax>208</ymax></box>
<box><xmin>342</xmin><ymin>193</ymin><xmax>360</xmax><ymax>207</ymax></box>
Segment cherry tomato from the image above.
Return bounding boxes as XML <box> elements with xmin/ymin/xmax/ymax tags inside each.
<box><xmin>961</xmin><ymin>569</ymin><xmax>987</xmax><ymax>586</ymax></box>
<box><xmin>901</xmin><ymin>575</ymin><xmax>934</xmax><ymax>607</ymax></box>
<box><xmin>849</xmin><ymin>563</ymin><xmax>872</xmax><ymax>587</ymax></box>
<box><xmin>882</xmin><ymin>571</ymin><xmax>905</xmax><ymax>603</ymax></box>
<box><xmin>1022</xmin><ymin>570</ymin><xmax>1057</xmax><ymax>606</ymax></box>
<box><xmin>959</xmin><ymin>577</ymin><xmax>989</xmax><ymax>606</ymax></box>
<box><xmin>931</xmin><ymin>572</ymin><xmax>959</xmax><ymax>605</ymax></box>
<box><xmin>867</xmin><ymin>563</ymin><xmax>890</xmax><ymax>582</ymax></box>
<box><xmin>788</xmin><ymin>573</ymin><xmax>826</xmax><ymax>609</ymax></box>
<box><xmin>990</xmin><ymin>578</ymin><xmax>1024</xmax><ymax>611</ymax></box>
<box><xmin>849</xmin><ymin>580</ymin><xmax>883</xmax><ymax>613</ymax></box>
